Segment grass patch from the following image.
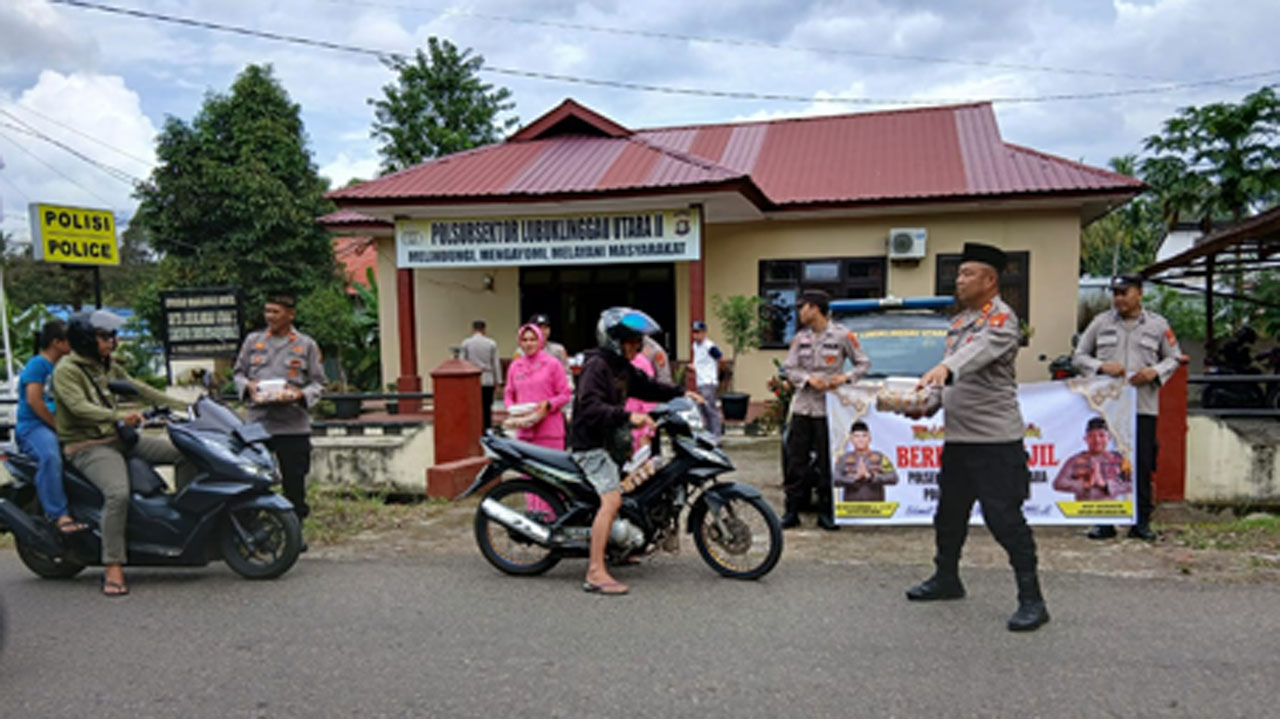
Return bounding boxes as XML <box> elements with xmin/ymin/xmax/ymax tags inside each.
<box><xmin>303</xmin><ymin>488</ymin><xmax>450</xmax><ymax>546</ymax></box>
<box><xmin>1167</xmin><ymin>514</ymin><xmax>1280</xmax><ymax>552</ymax></box>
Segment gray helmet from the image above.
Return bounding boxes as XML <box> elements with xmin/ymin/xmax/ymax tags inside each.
<box><xmin>66</xmin><ymin>310</ymin><xmax>125</xmax><ymax>358</ymax></box>
<box><xmin>596</xmin><ymin>307</ymin><xmax>661</xmax><ymax>355</ymax></box>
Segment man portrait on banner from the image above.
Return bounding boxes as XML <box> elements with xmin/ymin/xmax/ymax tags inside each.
<box><xmin>832</xmin><ymin>420</ymin><xmax>899</xmax><ymax>502</ymax></box>
<box><xmin>1053</xmin><ymin>416</ymin><xmax>1133</xmax><ymax>501</ymax></box>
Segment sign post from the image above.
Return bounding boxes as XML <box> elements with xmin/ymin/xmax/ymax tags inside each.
<box><xmin>28</xmin><ymin>202</ymin><xmax>121</xmax><ymax>309</ymax></box>
<box><xmin>158</xmin><ymin>288</ymin><xmax>243</xmax><ymax>385</ymax></box>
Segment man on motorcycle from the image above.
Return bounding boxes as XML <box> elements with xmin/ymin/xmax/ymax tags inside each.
<box><xmin>570</xmin><ymin>308</ymin><xmax>702</xmax><ymax>596</ymax></box>
<box><xmin>52</xmin><ymin>310</ymin><xmax>193</xmax><ymax>596</ymax></box>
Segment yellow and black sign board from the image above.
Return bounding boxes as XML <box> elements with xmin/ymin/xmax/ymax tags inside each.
<box><xmin>835</xmin><ymin>502</ymin><xmax>900</xmax><ymax>518</ymax></box>
<box><xmin>1056</xmin><ymin>501</ymin><xmax>1134</xmax><ymax>518</ymax></box>
<box><xmin>28</xmin><ymin>202</ymin><xmax>120</xmax><ymax>266</ymax></box>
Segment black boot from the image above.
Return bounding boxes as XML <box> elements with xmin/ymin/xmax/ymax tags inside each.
<box><xmin>1007</xmin><ymin>572</ymin><xmax>1050</xmax><ymax>631</ymax></box>
<box><xmin>816</xmin><ymin>514</ymin><xmax>840</xmax><ymax>531</ymax></box>
<box><xmin>906</xmin><ymin>566</ymin><xmax>965</xmax><ymax>601</ymax></box>
<box><xmin>780</xmin><ymin>511</ymin><xmax>800</xmax><ymax>529</ymax></box>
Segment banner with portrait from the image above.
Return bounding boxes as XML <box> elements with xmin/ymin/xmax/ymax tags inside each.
<box><xmin>825</xmin><ymin>378</ymin><xmax>1138</xmax><ymax>525</ymax></box>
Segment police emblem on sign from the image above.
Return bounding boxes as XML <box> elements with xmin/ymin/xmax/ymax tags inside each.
<box><xmin>674</xmin><ymin>210</ymin><xmax>691</xmax><ymax>236</ymax></box>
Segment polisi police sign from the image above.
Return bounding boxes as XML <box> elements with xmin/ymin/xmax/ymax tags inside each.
<box><xmin>28</xmin><ymin>202</ymin><xmax>120</xmax><ymax>266</ymax></box>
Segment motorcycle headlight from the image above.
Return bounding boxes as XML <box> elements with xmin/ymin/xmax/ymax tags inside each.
<box><xmin>677</xmin><ymin>405</ymin><xmax>705</xmax><ymax>433</ymax></box>
<box><xmin>237</xmin><ymin>461</ymin><xmax>275</xmax><ymax>482</ymax></box>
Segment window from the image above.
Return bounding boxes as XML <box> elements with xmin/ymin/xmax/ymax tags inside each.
<box><xmin>935</xmin><ymin>251</ymin><xmax>1030</xmax><ymax>342</ymax></box>
<box><xmin>758</xmin><ymin>257</ymin><xmax>885</xmax><ymax>347</ymax></box>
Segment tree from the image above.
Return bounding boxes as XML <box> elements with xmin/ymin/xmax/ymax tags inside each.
<box><xmin>1080</xmin><ymin>155</ymin><xmax>1163</xmax><ymax>276</ymax></box>
<box><xmin>132</xmin><ymin>64</ymin><xmax>338</xmax><ymax>332</ymax></box>
<box><xmin>0</xmin><ymin>221</ymin><xmax>157</xmax><ymax>311</ymax></box>
<box><xmin>369</xmin><ymin>38</ymin><xmax>517</xmax><ymax>173</ymax></box>
<box><xmin>711</xmin><ymin>294</ymin><xmax>765</xmax><ymax>393</ymax></box>
<box><xmin>1141</xmin><ymin>86</ymin><xmax>1280</xmax><ymax>225</ymax></box>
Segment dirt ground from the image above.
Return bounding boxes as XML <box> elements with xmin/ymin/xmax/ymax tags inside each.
<box><xmin>310</xmin><ymin>436</ymin><xmax>1280</xmax><ymax>585</ymax></box>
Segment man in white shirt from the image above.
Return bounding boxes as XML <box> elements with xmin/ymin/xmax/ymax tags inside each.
<box><xmin>459</xmin><ymin>319</ymin><xmax>501</xmax><ymax>429</ymax></box>
<box><xmin>691</xmin><ymin>321</ymin><xmax>724</xmax><ymax>437</ymax></box>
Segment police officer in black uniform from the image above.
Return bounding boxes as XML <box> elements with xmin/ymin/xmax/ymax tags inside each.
<box><xmin>905</xmin><ymin>242</ymin><xmax>1049</xmax><ymax>632</ymax></box>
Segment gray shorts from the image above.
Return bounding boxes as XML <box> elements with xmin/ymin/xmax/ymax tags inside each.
<box><xmin>572</xmin><ymin>448</ymin><xmax>621</xmax><ymax>494</ymax></box>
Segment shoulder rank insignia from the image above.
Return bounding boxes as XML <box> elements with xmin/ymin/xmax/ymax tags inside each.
<box><xmin>989</xmin><ymin>313</ymin><xmax>1010</xmax><ymax>328</ymax></box>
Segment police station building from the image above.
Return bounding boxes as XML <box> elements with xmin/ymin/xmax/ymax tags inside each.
<box><xmin>323</xmin><ymin>99</ymin><xmax>1142</xmax><ymax>401</ymax></box>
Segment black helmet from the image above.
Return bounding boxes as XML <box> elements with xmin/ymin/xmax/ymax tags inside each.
<box><xmin>596</xmin><ymin>307</ymin><xmax>661</xmax><ymax>354</ymax></box>
<box><xmin>66</xmin><ymin>310</ymin><xmax>125</xmax><ymax>359</ymax></box>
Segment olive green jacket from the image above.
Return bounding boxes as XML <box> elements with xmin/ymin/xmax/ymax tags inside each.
<box><xmin>52</xmin><ymin>352</ymin><xmax>188</xmax><ymax>447</ymax></box>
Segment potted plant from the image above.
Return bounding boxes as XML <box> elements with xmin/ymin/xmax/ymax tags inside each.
<box><xmin>329</xmin><ymin>381</ymin><xmax>363</xmax><ymax>419</ymax></box>
<box><xmin>711</xmin><ymin>294</ymin><xmax>764</xmax><ymax>421</ymax></box>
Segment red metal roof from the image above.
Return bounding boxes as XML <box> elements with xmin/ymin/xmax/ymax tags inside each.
<box><xmin>329</xmin><ymin>100</ymin><xmax>1140</xmax><ymax>210</ymax></box>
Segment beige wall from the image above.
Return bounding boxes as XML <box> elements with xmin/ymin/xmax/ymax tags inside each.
<box><xmin>380</xmin><ymin>208</ymin><xmax>1083</xmax><ymax>398</ymax></box>
<box><xmin>703</xmin><ymin>209</ymin><xmax>1082</xmax><ymax>397</ymax></box>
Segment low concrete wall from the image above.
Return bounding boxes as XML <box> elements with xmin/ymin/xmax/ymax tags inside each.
<box><xmin>1184</xmin><ymin>416</ymin><xmax>1280</xmax><ymax>504</ymax></box>
<box><xmin>310</xmin><ymin>424</ymin><xmax>435</xmax><ymax>494</ymax></box>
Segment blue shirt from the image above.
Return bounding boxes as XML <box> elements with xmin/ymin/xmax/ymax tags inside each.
<box><xmin>16</xmin><ymin>355</ymin><xmax>56</xmax><ymax>434</ymax></box>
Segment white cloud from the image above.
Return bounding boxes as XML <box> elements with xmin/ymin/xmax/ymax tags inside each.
<box><xmin>319</xmin><ymin>151</ymin><xmax>381</xmax><ymax>189</ymax></box>
<box><xmin>0</xmin><ymin>71</ymin><xmax>157</xmax><ymax>244</ymax></box>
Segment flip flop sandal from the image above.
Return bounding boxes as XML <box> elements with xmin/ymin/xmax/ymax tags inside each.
<box><xmin>582</xmin><ymin>581</ymin><xmax>629</xmax><ymax>596</ymax></box>
<box><xmin>56</xmin><ymin>518</ymin><xmax>90</xmax><ymax>534</ymax></box>
<box><xmin>101</xmin><ymin>578</ymin><xmax>130</xmax><ymax>597</ymax></box>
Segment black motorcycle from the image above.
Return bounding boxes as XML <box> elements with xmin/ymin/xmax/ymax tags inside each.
<box><xmin>0</xmin><ymin>382</ymin><xmax>302</xmax><ymax>581</ymax></box>
<box><xmin>1202</xmin><ymin>327</ymin><xmax>1271</xmax><ymax>409</ymax></box>
<box><xmin>462</xmin><ymin>397</ymin><xmax>783</xmax><ymax>580</ymax></box>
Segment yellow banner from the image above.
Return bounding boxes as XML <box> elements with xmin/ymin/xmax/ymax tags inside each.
<box><xmin>1056</xmin><ymin>501</ymin><xmax>1134</xmax><ymax>518</ymax></box>
<box><xmin>29</xmin><ymin>203</ymin><xmax>120</xmax><ymax>266</ymax></box>
<box><xmin>835</xmin><ymin>502</ymin><xmax>899</xmax><ymax>518</ymax></box>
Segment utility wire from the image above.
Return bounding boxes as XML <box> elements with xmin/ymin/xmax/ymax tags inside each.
<box><xmin>0</xmin><ymin>111</ymin><xmax>141</xmax><ymax>184</ymax></box>
<box><xmin>48</xmin><ymin>0</ymin><xmax>1280</xmax><ymax>106</ymax></box>
<box><xmin>317</xmin><ymin>0</ymin><xmax>1175</xmax><ymax>82</ymax></box>
<box><xmin>0</xmin><ymin>131</ymin><xmax>120</xmax><ymax>206</ymax></box>
<box><xmin>3</xmin><ymin>102</ymin><xmax>153</xmax><ymax>167</ymax></box>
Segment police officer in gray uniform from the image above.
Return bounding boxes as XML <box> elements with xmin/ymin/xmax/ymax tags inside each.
<box><xmin>906</xmin><ymin>242</ymin><xmax>1049</xmax><ymax>632</ymax></box>
<box><xmin>460</xmin><ymin>320</ymin><xmax>501</xmax><ymax>430</ymax></box>
<box><xmin>234</xmin><ymin>293</ymin><xmax>327</xmax><ymax>522</ymax></box>
<box><xmin>782</xmin><ymin>289</ymin><xmax>872</xmax><ymax>530</ymax></box>
<box><xmin>1073</xmin><ymin>273</ymin><xmax>1182</xmax><ymax>541</ymax></box>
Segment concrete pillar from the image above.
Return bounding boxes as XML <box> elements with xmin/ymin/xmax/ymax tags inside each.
<box><xmin>426</xmin><ymin>356</ymin><xmax>488</xmax><ymax>498</ymax></box>
<box><xmin>1154</xmin><ymin>359</ymin><xmax>1189</xmax><ymax>502</ymax></box>
<box><xmin>396</xmin><ymin>268</ymin><xmax>423</xmax><ymax>414</ymax></box>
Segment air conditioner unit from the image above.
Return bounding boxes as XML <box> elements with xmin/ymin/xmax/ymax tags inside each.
<box><xmin>888</xmin><ymin>227</ymin><xmax>927</xmax><ymax>261</ymax></box>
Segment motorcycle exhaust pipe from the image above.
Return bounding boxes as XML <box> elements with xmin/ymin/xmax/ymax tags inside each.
<box><xmin>480</xmin><ymin>498</ymin><xmax>552</xmax><ymax>544</ymax></box>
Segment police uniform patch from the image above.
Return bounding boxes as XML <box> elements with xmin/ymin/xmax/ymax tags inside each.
<box><xmin>989</xmin><ymin>313</ymin><xmax>1009</xmax><ymax>328</ymax></box>
<box><xmin>1165</xmin><ymin>328</ymin><xmax>1177</xmax><ymax>346</ymax></box>
<box><xmin>847</xmin><ymin>331</ymin><xmax>860</xmax><ymax>349</ymax></box>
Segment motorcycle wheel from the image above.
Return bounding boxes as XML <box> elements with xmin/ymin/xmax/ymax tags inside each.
<box><xmin>14</xmin><ymin>499</ymin><xmax>84</xmax><ymax>579</ymax></box>
<box><xmin>474</xmin><ymin>479</ymin><xmax>565</xmax><ymax>576</ymax></box>
<box><xmin>1201</xmin><ymin>386</ymin><xmax>1230</xmax><ymax>409</ymax></box>
<box><xmin>220</xmin><ymin>506</ymin><xmax>302</xmax><ymax>580</ymax></box>
<box><xmin>690</xmin><ymin>493</ymin><xmax>783</xmax><ymax>580</ymax></box>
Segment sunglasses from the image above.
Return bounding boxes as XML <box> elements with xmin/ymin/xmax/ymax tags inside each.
<box><xmin>96</xmin><ymin>330</ymin><xmax>118</xmax><ymax>340</ymax></box>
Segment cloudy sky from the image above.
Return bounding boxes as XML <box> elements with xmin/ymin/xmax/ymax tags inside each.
<box><xmin>1</xmin><ymin>0</ymin><xmax>1278</xmax><ymax>244</ymax></box>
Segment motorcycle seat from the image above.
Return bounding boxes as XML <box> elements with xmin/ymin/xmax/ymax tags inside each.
<box><xmin>127</xmin><ymin>457</ymin><xmax>169</xmax><ymax>498</ymax></box>
<box><xmin>504</xmin><ymin>437</ymin><xmax>582</xmax><ymax>476</ymax></box>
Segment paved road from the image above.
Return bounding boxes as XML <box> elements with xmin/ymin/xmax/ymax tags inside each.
<box><xmin>2</xmin><ymin>550</ymin><xmax>1277</xmax><ymax>719</ymax></box>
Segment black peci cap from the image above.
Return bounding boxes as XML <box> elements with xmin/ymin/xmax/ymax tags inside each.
<box><xmin>851</xmin><ymin>420</ymin><xmax>869</xmax><ymax>432</ymax></box>
<box><xmin>960</xmin><ymin>242</ymin><xmax>1007</xmax><ymax>273</ymax></box>
<box><xmin>1086</xmin><ymin>417</ymin><xmax>1108</xmax><ymax>432</ymax></box>
<box><xmin>798</xmin><ymin>289</ymin><xmax>831</xmax><ymax>315</ymax></box>
<box><xmin>1110</xmin><ymin>273</ymin><xmax>1144</xmax><ymax>292</ymax></box>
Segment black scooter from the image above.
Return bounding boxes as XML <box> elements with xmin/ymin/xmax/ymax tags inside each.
<box><xmin>464</xmin><ymin>397</ymin><xmax>783</xmax><ymax>580</ymax></box>
<box><xmin>0</xmin><ymin>382</ymin><xmax>302</xmax><ymax>581</ymax></box>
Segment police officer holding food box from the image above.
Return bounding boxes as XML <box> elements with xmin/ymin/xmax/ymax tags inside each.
<box><xmin>905</xmin><ymin>242</ymin><xmax>1049</xmax><ymax>632</ymax></box>
<box><xmin>782</xmin><ymin>289</ymin><xmax>871</xmax><ymax>531</ymax></box>
<box><xmin>1072</xmin><ymin>272</ymin><xmax>1181</xmax><ymax>541</ymax></box>
<box><xmin>234</xmin><ymin>292</ymin><xmax>326</xmax><ymax>525</ymax></box>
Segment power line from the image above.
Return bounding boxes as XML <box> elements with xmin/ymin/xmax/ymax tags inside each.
<box><xmin>0</xmin><ymin>111</ymin><xmax>142</xmax><ymax>184</ymax></box>
<box><xmin>3</xmin><ymin>102</ymin><xmax>153</xmax><ymax>168</ymax></box>
<box><xmin>0</xmin><ymin>131</ymin><xmax>120</xmax><ymax>206</ymax></box>
<box><xmin>49</xmin><ymin>0</ymin><xmax>1280</xmax><ymax>107</ymax></box>
<box><xmin>318</xmin><ymin>0</ymin><xmax>1176</xmax><ymax>82</ymax></box>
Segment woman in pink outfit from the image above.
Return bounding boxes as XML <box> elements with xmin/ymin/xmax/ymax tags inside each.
<box><xmin>625</xmin><ymin>352</ymin><xmax>659</xmax><ymax>454</ymax></box>
<box><xmin>505</xmin><ymin>324</ymin><xmax>573</xmax><ymax>514</ymax></box>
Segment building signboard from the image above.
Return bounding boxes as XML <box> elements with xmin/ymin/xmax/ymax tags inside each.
<box><xmin>396</xmin><ymin>207</ymin><xmax>701</xmax><ymax>268</ymax></box>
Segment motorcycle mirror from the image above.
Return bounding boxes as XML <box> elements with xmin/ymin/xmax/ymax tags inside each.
<box><xmin>107</xmin><ymin>380</ymin><xmax>139</xmax><ymax>397</ymax></box>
